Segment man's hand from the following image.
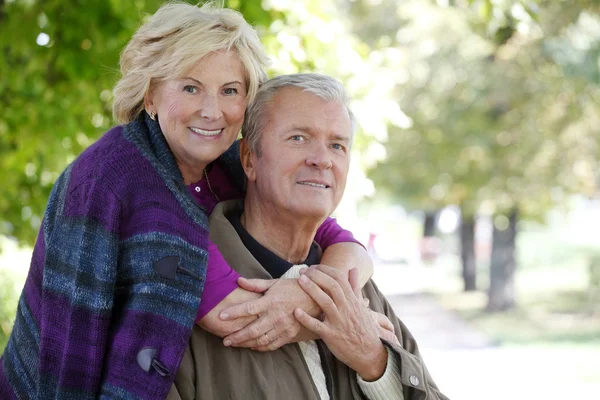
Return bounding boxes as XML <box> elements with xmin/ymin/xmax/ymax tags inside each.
<box><xmin>294</xmin><ymin>265</ymin><xmax>388</xmax><ymax>381</ymax></box>
<box><xmin>219</xmin><ymin>277</ymin><xmax>321</xmax><ymax>351</ymax></box>
<box><xmin>371</xmin><ymin>310</ymin><xmax>400</xmax><ymax>346</ymax></box>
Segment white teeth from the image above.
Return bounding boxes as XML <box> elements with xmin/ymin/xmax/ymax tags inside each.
<box><xmin>190</xmin><ymin>127</ymin><xmax>222</xmax><ymax>136</ymax></box>
<box><xmin>298</xmin><ymin>182</ymin><xmax>327</xmax><ymax>188</ymax></box>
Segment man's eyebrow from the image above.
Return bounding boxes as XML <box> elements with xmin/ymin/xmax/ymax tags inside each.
<box><xmin>286</xmin><ymin>125</ymin><xmax>312</xmax><ymax>133</ymax></box>
<box><xmin>331</xmin><ymin>134</ymin><xmax>351</xmax><ymax>143</ymax></box>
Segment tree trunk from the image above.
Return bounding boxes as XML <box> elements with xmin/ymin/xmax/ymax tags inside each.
<box><xmin>460</xmin><ymin>214</ymin><xmax>477</xmax><ymax>291</ymax></box>
<box><xmin>487</xmin><ymin>209</ymin><xmax>518</xmax><ymax>311</ymax></box>
<box><xmin>423</xmin><ymin>211</ymin><xmax>437</xmax><ymax>237</ymax></box>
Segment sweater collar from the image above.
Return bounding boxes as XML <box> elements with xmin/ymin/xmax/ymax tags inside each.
<box><xmin>123</xmin><ymin>113</ymin><xmax>185</xmax><ymax>184</ymax></box>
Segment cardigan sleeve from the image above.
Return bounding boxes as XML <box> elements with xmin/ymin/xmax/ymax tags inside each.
<box><xmin>195</xmin><ymin>240</ymin><xmax>241</xmax><ymax>321</ymax></box>
<box><xmin>2</xmin><ymin>167</ymin><xmax>122</xmax><ymax>399</ymax></box>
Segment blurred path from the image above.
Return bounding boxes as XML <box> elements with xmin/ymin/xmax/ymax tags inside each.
<box><xmin>384</xmin><ymin>292</ymin><xmax>492</xmax><ymax>349</ymax></box>
<box><xmin>371</xmin><ymin>262</ymin><xmax>600</xmax><ymax>400</ymax></box>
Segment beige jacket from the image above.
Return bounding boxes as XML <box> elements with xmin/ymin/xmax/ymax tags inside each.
<box><xmin>167</xmin><ymin>200</ymin><xmax>449</xmax><ymax>400</ymax></box>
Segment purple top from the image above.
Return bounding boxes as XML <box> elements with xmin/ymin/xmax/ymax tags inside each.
<box><xmin>189</xmin><ymin>163</ymin><xmax>360</xmax><ymax>321</ymax></box>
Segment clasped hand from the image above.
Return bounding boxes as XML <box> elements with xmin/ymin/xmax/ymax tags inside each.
<box><xmin>211</xmin><ymin>265</ymin><xmax>397</xmax><ymax>368</ymax></box>
<box><xmin>219</xmin><ymin>276</ymin><xmax>321</xmax><ymax>351</ymax></box>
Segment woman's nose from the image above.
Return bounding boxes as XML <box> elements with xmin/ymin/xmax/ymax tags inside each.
<box><xmin>199</xmin><ymin>94</ymin><xmax>222</xmax><ymax>120</ymax></box>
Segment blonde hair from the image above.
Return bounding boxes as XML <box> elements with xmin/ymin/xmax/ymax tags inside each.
<box><xmin>112</xmin><ymin>2</ymin><xmax>269</xmax><ymax>124</ymax></box>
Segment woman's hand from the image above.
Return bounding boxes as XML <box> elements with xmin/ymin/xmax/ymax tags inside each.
<box><xmin>197</xmin><ymin>288</ymin><xmax>261</xmax><ymax>337</ymax></box>
<box><xmin>219</xmin><ymin>277</ymin><xmax>321</xmax><ymax>351</ymax></box>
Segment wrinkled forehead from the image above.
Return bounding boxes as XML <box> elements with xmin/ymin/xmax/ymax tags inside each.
<box><xmin>263</xmin><ymin>88</ymin><xmax>353</xmax><ymax>139</ymax></box>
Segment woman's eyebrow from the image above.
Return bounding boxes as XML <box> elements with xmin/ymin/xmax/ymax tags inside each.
<box><xmin>182</xmin><ymin>77</ymin><xmax>243</xmax><ymax>87</ymax></box>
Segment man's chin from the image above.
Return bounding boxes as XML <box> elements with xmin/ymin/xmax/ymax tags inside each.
<box><xmin>288</xmin><ymin>206</ymin><xmax>333</xmax><ymax>221</ymax></box>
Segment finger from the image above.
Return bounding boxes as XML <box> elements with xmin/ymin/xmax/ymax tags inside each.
<box><xmin>294</xmin><ymin>308</ymin><xmax>329</xmax><ymax>338</ymax></box>
<box><xmin>362</xmin><ymin>297</ymin><xmax>370</xmax><ymax>308</ymax></box>
<box><xmin>379</xmin><ymin>326</ymin><xmax>400</xmax><ymax>346</ymax></box>
<box><xmin>253</xmin><ymin>334</ymin><xmax>289</xmax><ymax>352</ymax></box>
<box><xmin>297</xmin><ymin>274</ymin><xmax>339</xmax><ymax>318</ymax></box>
<box><xmin>255</xmin><ymin>328</ymin><xmax>279</xmax><ymax>348</ymax></box>
<box><xmin>237</xmin><ymin>277</ymin><xmax>276</xmax><ymax>293</ymax></box>
<box><xmin>374</xmin><ymin>312</ymin><xmax>395</xmax><ymax>333</ymax></box>
<box><xmin>222</xmin><ymin>316</ymin><xmax>272</xmax><ymax>346</ymax></box>
<box><xmin>220</xmin><ymin>297</ymin><xmax>269</xmax><ymax>320</ymax></box>
<box><xmin>240</xmin><ymin>326</ymin><xmax>280</xmax><ymax>349</ymax></box>
<box><xmin>348</xmin><ymin>268</ymin><xmax>364</xmax><ymax>301</ymax></box>
<box><xmin>301</xmin><ymin>268</ymin><xmax>348</xmax><ymax>308</ymax></box>
<box><xmin>312</xmin><ymin>264</ymin><xmax>348</xmax><ymax>282</ymax></box>
<box><xmin>313</xmin><ymin>264</ymin><xmax>357</xmax><ymax>301</ymax></box>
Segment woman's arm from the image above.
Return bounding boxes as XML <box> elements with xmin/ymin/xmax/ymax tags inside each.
<box><xmin>212</xmin><ymin>219</ymin><xmax>374</xmax><ymax>349</ymax></box>
<box><xmin>320</xmin><ymin>241</ymin><xmax>373</xmax><ymax>287</ymax></box>
<box><xmin>315</xmin><ymin>217</ymin><xmax>374</xmax><ymax>285</ymax></box>
<box><xmin>1</xmin><ymin>170</ymin><xmax>119</xmax><ymax>398</ymax></box>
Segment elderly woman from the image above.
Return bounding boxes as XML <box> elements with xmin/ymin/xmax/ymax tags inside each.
<box><xmin>0</xmin><ymin>4</ymin><xmax>373</xmax><ymax>400</ymax></box>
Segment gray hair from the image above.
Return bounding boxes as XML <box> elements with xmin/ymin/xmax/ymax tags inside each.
<box><xmin>242</xmin><ymin>73</ymin><xmax>356</xmax><ymax>156</ymax></box>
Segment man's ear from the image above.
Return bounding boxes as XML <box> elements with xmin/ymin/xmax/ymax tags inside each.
<box><xmin>239</xmin><ymin>138</ymin><xmax>257</xmax><ymax>182</ymax></box>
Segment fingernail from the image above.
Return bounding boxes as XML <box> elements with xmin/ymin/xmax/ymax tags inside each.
<box><xmin>299</xmin><ymin>275</ymin><xmax>308</xmax><ymax>283</ymax></box>
<box><xmin>299</xmin><ymin>267</ymin><xmax>308</xmax><ymax>274</ymax></box>
<box><xmin>220</xmin><ymin>312</ymin><xmax>229</xmax><ymax>320</ymax></box>
<box><xmin>224</xmin><ymin>340</ymin><xmax>232</xmax><ymax>347</ymax></box>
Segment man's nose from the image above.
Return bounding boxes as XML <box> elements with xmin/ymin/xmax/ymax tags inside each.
<box><xmin>305</xmin><ymin>143</ymin><xmax>333</xmax><ymax>169</ymax></box>
<box><xmin>199</xmin><ymin>93</ymin><xmax>222</xmax><ymax>120</ymax></box>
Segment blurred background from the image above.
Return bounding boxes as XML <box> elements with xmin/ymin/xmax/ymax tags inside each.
<box><xmin>0</xmin><ymin>0</ymin><xmax>599</xmax><ymax>398</ymax></box>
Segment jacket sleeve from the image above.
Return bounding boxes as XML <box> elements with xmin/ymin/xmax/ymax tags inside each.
<box><xmin>36</xmin><ymin>167</ymin><xmax>120</xmax><ymax>398</ymax></box>
<box><xmin>363</xmin><ymin>282</ymin><xmax>451</xmax><ymax>400</ymax></box>
<box><xmin>314</xmin><ymin>217</ymin><xmax>363</xmax><ymax>249</ymax></box>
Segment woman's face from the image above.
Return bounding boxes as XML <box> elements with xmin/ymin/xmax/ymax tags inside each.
<box><xmin>146</xmin><ymin>50</ymin><xmax>247</xmax><ymax>183</ymax></box>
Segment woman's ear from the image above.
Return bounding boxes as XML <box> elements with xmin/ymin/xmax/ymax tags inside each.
<box><xmin>144</xmin><ymin>85</ymin><xmax>156</xmax><ymax>116</ymax></box>
<box><xmin>239</xmin><ymin>138</ymin><xmax>257</xmax><ymax>182</ymax></box>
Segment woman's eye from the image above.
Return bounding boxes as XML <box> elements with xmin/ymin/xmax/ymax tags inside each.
<box><xmin>183</xmin><ymin>85</ymin><xmax>197</xmax><ymax>94</ymax></box>
<box><xmin>223</xmin><ymin>87</ymin><xmax>238</xmax><ymax>95</ymax></box>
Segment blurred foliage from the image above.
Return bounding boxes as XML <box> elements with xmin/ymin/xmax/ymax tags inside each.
<box><xmin>355</xmin><ymin>0</ymin><xmax>600</xmax><ymax>221</ymax></box>
<box><xmin>1</xmin><ymin>0</ymin><xmax>599</xmax><ymax>245</ymax></box>
<box><xmin>0</xmin><ymin>268</ymin><xmax>20</xmax><ymax>350</ymax></box>
<box><xmin>0</xmin><ymin>0</ymin><xmax>379</xmax><ymax>246</ymax></box>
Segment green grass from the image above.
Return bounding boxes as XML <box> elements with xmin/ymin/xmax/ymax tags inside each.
<box><xmin>435</xmin><ymin>286</ymin><xmax>600</xmax><ymax>347</ymax></box>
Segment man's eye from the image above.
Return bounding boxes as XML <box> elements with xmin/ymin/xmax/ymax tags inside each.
<box><xmin>223</xmin><ymin>87</ymin><xmax>238</xmax><ymax>95</ymax></box>
<box><xmin>291</xmin><ymin>135</ymin><xmax>305</xmax><ymax>142</ymax></box>
<box><xmin>183</xmin><ymin>85</ymin><xmax>197</xmax><ymax>94</ymax></box>
<box><xmin>332</xmin><ymin>143</ymin><xmax>344</xmax><ymax>151</ymax></box>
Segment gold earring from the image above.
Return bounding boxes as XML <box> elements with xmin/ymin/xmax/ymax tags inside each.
<box><xmin>149</xmin><ymin>111</ymin><xmax>156</xmax><ymax>120</ymax></box>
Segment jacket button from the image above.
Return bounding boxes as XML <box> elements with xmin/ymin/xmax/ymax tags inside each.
<box><xmin>154</xmin><ymin>256</ymin><xmax>180</xmax><ymax>279</ymax></box>
<box><xmin>137</xmin><ymin>347</ymin><xmax>158</xmax><ymax>372</ymax></box>
<box><xmin>137</xmin><ymin>347</ymin><xmax>171</xmax><ymax>377</ymax></box>
<box><xmin>409</xmin><ymin>375</ymin><xmax>420</xmax><ymax>386</ymax></box>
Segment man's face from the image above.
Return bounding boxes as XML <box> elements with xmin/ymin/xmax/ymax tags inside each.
<box><xmin>244</xmin><ymin>87</ymin><xmax>352</xmax><ymax>221</ymax></box>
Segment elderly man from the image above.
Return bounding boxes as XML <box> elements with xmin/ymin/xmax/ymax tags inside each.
<box><xmin>169</xmin><ymin>74</ymin><xmax>448</xmax><ymax>400</ymax></box>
